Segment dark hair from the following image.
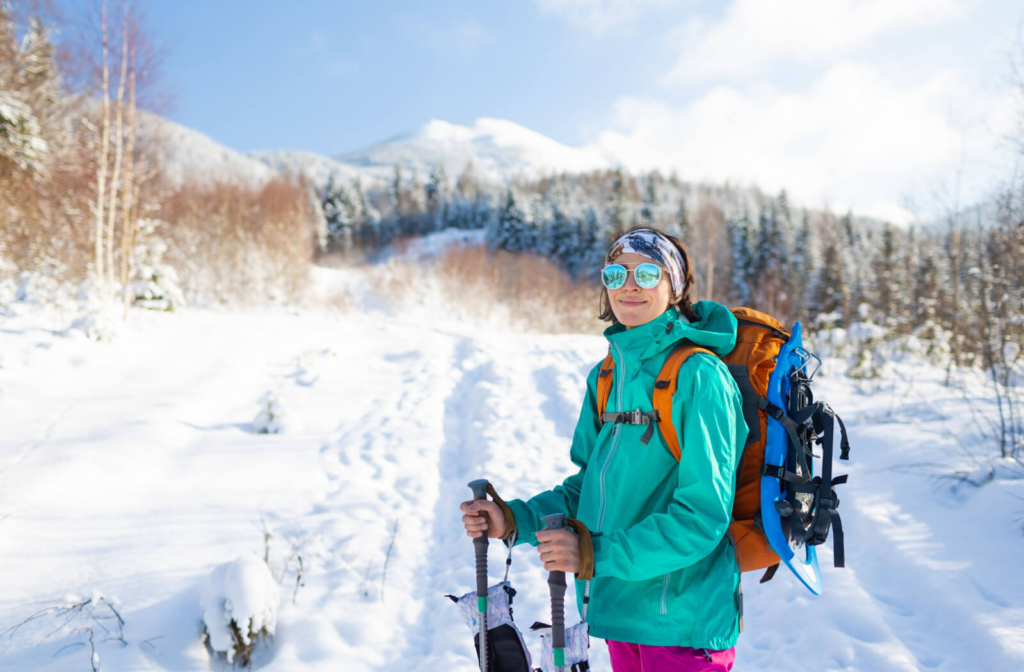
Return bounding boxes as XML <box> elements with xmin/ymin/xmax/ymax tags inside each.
<box><xmin>598</xmin><ymin>226</ymin><xmax>699</xmax><ymax>324</ymax></box>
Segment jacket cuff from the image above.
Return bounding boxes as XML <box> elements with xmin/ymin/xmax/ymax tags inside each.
<box><xmin>566</xmin><ymin>518</ymin><xmax>595</xmax><ymax>581</ymax></box>
<box><xmin>486</xmin><ymin>483</ymin><xmax>517</xmax><ymax>541</ymax></box>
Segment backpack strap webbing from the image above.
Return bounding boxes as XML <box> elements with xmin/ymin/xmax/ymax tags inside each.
<box><xmin>652</xmin><ymin>344</ymin><xmax>715</xmax><ymax>461</ymax></box>
<box><xmin>596</xmin><ymin>352</ymin><xmax>615</xmax><ymax>420</ymax></box>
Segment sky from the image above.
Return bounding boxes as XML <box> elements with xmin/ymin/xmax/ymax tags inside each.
<box><xmin>67</xmin><ymin>0</ymin><xmax>1024</xmax><ymax>222</ymax></box>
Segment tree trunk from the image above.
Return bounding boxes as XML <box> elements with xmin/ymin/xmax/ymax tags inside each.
<box><xmin>120</xmin><ymin>65</ymin><xmax>136</xmax><ymax>320</ymax></box>
<box><xmin>93</xmin><ymin>0</ymin><xmax>110</xmax><ymax>281</ymax></box>
<box><xmin>106</xmin><ymin>15</ymin><xmax>128</xmax><ymax>285</ymax></box>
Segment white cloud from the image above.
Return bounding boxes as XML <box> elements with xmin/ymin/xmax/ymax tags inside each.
<box><xmin>665</xmin><ymin>0</ymin><xmax>975</xmax><ymax>82</ymax></box>
<box><xmin>588</xmin><ymin>62</ymin><xmax>1017</xmax><ymax>222</ymax></box>
<box><xmin>534</xmin><ymin>0</ymin><xmax>670</xmax><ymax>36</ymax></box>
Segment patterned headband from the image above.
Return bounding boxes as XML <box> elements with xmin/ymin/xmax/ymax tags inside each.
<box><xmin>605</xmin><ymin>229</ymin><xmax>687</xmax><ymax>298</ymax></box>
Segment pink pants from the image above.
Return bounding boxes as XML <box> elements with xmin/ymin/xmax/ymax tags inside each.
<box><xmin>607</xmin><ymin>640</ymin><xmax>735</xmax><ymax>672</ymax></box>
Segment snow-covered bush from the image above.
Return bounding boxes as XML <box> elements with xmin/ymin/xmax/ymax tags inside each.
<box><xmin>200</xmin><ymin>556</ymin><xmax>279</xmax><ymax>667</ymax></box>
<box><xmin>846</xmin><ymin>321</ymin><xmax>888</xmax><ymax>380</ymax></box>
<box><xmin>253</xmin><ymin>391</ymin><xmax>288</xmax><ymax>434</ymax></box>
<box><xmin>130</xmin><ymin>219</ymin><xmax>186</xmax><ymax>311</ymax></box>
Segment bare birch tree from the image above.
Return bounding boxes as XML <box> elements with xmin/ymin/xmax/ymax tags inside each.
<box><xmin>92</xmin><ymin>0</ymin><xmax>110</xmax><ymax>282</ymax></box>
<box><xmin>104</xmin><ymin>6</ymin><xmax>128</xmax><ymax>285</ymax></box>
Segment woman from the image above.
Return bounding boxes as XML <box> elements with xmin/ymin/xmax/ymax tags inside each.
<box><xmin>461</xmin><ymin>227</ymin><xmax>747</xmax><ymax>672</ymax></box>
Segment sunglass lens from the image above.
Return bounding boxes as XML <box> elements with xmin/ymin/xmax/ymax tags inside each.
<box><xmin>602</xmin><ymin>265</ymin><xmax>627</xmax><ymax>289</ymax></box>
<box><xmin>634</xmin><ymin>263</ymin><xmax>662</xmax><ymax>289</ymax></box>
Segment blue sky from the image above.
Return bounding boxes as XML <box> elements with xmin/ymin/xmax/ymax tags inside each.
<box><xmin>143</xmin><ymin>1</ymin><xmax>714</xmax><ymax>155</ymax></box>
<box><xmin>73</xmin><ymin>1</ymin><xmax>1024</xmax><ymax>221</ymax></box>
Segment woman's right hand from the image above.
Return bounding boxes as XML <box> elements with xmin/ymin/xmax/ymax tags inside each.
<box><xmin>460</xmin><ymin>499</ymin><xmax>508</xmax><ymax>539</ymax></box>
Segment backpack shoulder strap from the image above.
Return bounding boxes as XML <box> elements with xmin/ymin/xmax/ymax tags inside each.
<box><xmin>596</xmin><ymin>352</ymin><xmax>615</xmax><ymax>420</ymax></box>
<box><xmin>653</xmin><ymin>343</ymin><xmax>715</xmax><ymax>461</ymax></box>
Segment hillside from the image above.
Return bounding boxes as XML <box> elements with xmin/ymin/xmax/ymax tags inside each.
<box><xmin>1</xmin><ymin>261</ymin><xmax>1022</xmax><ymax>672</ymax></box>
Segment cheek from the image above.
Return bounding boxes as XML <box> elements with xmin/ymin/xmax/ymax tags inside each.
<box><xmin>650</xmin><ymin>282</ymin><xmax>672</xmax><ymax>309</ymax></box>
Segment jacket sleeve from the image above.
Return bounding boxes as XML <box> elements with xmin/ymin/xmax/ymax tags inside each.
<box><xmin>590</xmin><ymin>355</ymin><xmax>746</xmax><ymax>581</ymax></box>
<box><xmin>505</xmin><ymin>362</ymin><xmax>603</xmax><ymax>547</ymax></box>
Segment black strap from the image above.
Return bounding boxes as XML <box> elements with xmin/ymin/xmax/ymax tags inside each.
<box><xmin>756</xmin><ymin>396</ymin><xmax>809</xmax><ymax>475</ymax></box>
<box><xmin>835</xmin><ymin>412</ymin><xmax>851</xmax><ymax>460</ymax></box>
<box><xmin>759</xmin><ymin>563</ymin><xmax>780</xmax><ymax>583</ymax></box>
<box><xmin>761</xmin><ymin>464</ymin><xmax>806</xmax><ymax>484</ymax></box>
<box><xmin>601</xmin><ymin>410</ymin><xmax>660</xmax><ymax>445</ymax></box>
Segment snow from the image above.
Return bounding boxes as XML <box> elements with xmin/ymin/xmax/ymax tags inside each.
<box><xmin>200</xmin><ymin>556</ymin><xmax>280</xmax><ymax>663</ymax></box>
<box><xmin>141</xmin><ymin>113</ymin><xmax>617</xmax><ymax>193</ymax></box>
<box><xmin>142</xmin><ymin>113</ymin><xmax>278</xmax><ymax>189</ymax></box>
<box><xmin>1</xmin><ymin>266</ymin><xmax>1023</xmax><ymax>671</ymax></box>
<box><xmin>249</xmin><ymin>149</ymin><xmax>379</xmax><ymax>190</ymax></box>
<box><xmin>337</xmin><ymin>117</ymin><xmax>612</xmax><ymax>184</ymax></box>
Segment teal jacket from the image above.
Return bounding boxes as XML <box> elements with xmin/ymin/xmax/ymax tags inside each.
<box><xmin>507</xmin><ymin>302</ymin><xmax>748</xmax><ymax>649</ymax></box>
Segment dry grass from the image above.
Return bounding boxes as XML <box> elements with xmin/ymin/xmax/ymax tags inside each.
<box><xmin>158</xmin><ymin>178</ymin><xmax>317</xmax><ymax>305</ymax></box>
<box><xmin>371</xmin><ymin>243</ymin><xmax>605</xmax><ymax>335</ymax></box>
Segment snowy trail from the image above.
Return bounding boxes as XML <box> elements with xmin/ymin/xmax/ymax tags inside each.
<box><xmin>1</xmin><ymin>299</ymin><xmax>1023</xmax><ymax>671</ymax></box>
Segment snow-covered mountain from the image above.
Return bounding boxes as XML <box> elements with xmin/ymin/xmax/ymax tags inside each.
<box><xmin>151</xmin><ymin>115</ymin><xmax>614</xmax><ymax>191</ymax></box>
<box><xmin>248</xmin><ymin>149</ymin><xmax>373</xmax><ymax>188</ymax></box>
<box><xmin>336</xmin><ymin>118</ymin><xmax>612</xmax><ymax>183</ymax></box>
<box><xmin>143</xmin><ymin>114</ymin><xmax>277</xmax><ymax>189</ymax></box>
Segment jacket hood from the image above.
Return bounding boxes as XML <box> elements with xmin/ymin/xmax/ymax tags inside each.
<box><xmin>603</xmin><ymin>301</ymin><xmax>738</xmax><ymax>362</ymax></box>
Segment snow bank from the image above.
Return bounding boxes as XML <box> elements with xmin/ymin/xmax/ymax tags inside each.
<box><xmin>200</xmin><ymin>556</ymin><xmax>280</xmax><ymax>665</ymax></box>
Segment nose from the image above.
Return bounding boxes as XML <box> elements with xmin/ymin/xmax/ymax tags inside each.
<box><xmin>622</xmin><ymin>270</ymin><xmax>641</xmax><ymax>290</ymax></box>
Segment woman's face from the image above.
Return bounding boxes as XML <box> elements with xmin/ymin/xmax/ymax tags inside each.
<box><xmin>607</xmin><ymin>252</ymin><xmax>674</xmax><ymax>328</ymax></box>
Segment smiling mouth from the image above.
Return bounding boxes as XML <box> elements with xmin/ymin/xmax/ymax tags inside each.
<box><xmin>619</xmin><ymin>298</ymin><xmax>646</xmax><ymax>306</ymax></box>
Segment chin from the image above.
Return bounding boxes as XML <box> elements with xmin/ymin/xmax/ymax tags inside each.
<box><xmin>616</xmin><ymin>308</ymin><xmax>651</xmax><ymax>326</ymax></box>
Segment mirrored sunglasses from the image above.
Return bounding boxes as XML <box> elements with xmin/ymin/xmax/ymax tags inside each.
<box><xmin>601</xmin><ymin>263</ymin><xmax>663</xmax><ymax>290</ymax></box>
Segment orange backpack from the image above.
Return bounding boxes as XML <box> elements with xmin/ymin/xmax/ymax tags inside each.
<box><xmin>596</xmin><ymin>307</ymin><xmax>790</xmax><ymax>581</ymax></box>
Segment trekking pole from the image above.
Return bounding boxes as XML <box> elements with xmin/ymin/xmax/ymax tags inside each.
<box><xmin>468</xmin><ymin>479</ymin><xmax>490</xmax><ymax>672</ymax></box>
<box><xmin>541</xmin><ymin>513</ymin><xmax>567</xmax><ymax>672</ymax></box>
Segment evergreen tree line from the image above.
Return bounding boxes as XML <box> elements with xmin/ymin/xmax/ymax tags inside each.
<box><xmin>324</xmin><ymin>164</ymin><xmax>1024</xmax><ymax>369</ymax></box>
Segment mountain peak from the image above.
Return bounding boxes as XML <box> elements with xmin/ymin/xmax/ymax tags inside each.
<box><xmin>337</xmin><ymin>117</ymin><xmax>611</xmax><ymax>182</ymax></box>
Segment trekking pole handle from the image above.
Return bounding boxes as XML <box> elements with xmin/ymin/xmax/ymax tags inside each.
<box><xmin>469</xmin><ymin>480</ymin><xmax>490</xmax><ymax>672</ymax></box>
<box><xmin>541</xmin><ymin>513</ymin><xmax>568</xmax><ymax>666</ymax></box>
<box><xmin>468</xmin><ymin>479</ymin><xmax>490</xmax><ymax>593</ymax></box>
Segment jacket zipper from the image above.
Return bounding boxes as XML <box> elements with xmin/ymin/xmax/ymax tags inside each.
<box><xmin>660</xmin><ymin>572</ymin><xmax>671</xmax><ymax>615</ymax></box>
<box><xmin>597</xmin><ymin>340</ymin><xmax>626</xmax><ymax>532</ymax></box>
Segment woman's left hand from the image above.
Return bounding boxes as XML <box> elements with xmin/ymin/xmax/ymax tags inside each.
<box><xmin>536</xmin><ymin>528</ymin><xmax>581</xmax><ymax>573</ymax></box>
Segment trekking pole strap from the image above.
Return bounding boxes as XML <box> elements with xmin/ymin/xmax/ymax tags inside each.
<box><xmin>503</xmin><ymin>528</ymin><xmax>517</xmax><ymax>583</ymax></box>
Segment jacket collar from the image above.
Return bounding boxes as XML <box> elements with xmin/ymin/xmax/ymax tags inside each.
<box><xmin>603</xmin><ymin>301</ymin><xmax>738</xmax><ymax>365</ymax></box>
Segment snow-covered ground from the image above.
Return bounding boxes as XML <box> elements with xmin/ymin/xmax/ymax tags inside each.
<box><xmin>1</xmin><ymin>268</ymin><xmax>1023</xmax><ymax>672</ymax></box>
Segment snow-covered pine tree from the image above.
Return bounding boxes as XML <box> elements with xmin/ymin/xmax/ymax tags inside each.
<box><xmin>673</xmin><ymin>196</ymin><xmax>691</xmax><ymax>243</ymax></box>
<box><xmin>425</xmin><ymin>163</ymin><xmax>449</xmax><ymax>232</ymax></box>
<box><xmin>15</xmin><ymin>17</ymin><xmax>62</xmax><ymax>145</ymax></box>
<box><xmin>549</xmin><ymin>204</ymin><xmax>579</xmax><ymax>275</ymax></box>
<box><xmin>391</xmin><ymin>163</ymin><xmax>405</xmax><ymax>219</ymax></box>
<box><xmin>809</xmin><ymin>225</ymin><xmax>849</xmax><ymax>327</ymax></box>
<box><xmin>789</xmin><ymin>209</ymin><xmax>818</xmax><ymax>315</ymax></box>
<box><xmin>578</xmin><ymin>205</ymin><xmax>605</xmax><ymax>280</ymax></box>
<box><xmin>607</xmin><ymin>169</ymin><xmax>629</xmax><ymax>238</ymax></box>
<box><xmin>727</xmin><ymin>209</ymin><xmax>755</xmax><ymax>306</ymax></box>
<box><xmin>0</xmin><ymin>10</ymin><xmax>49</xmax><ymax>175</ymax></box>
<box><xmin>492</xmin><ymin>189</ymin><xmax>528</xmax><ymax>252</ymax></box>
<box><xmin>640</xmin><ymin>178</ymin><xmax>657</xmax><ymax>227</ymax></box>
<box><xmin>867</xmin><ymin>224</ymin><xmax>895</xmax><ymax>332</ymax></box>
<box><xmin>754</xmin><ymin>198</ymin><xmax>787</xmax><ymax>315</ymax></box>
